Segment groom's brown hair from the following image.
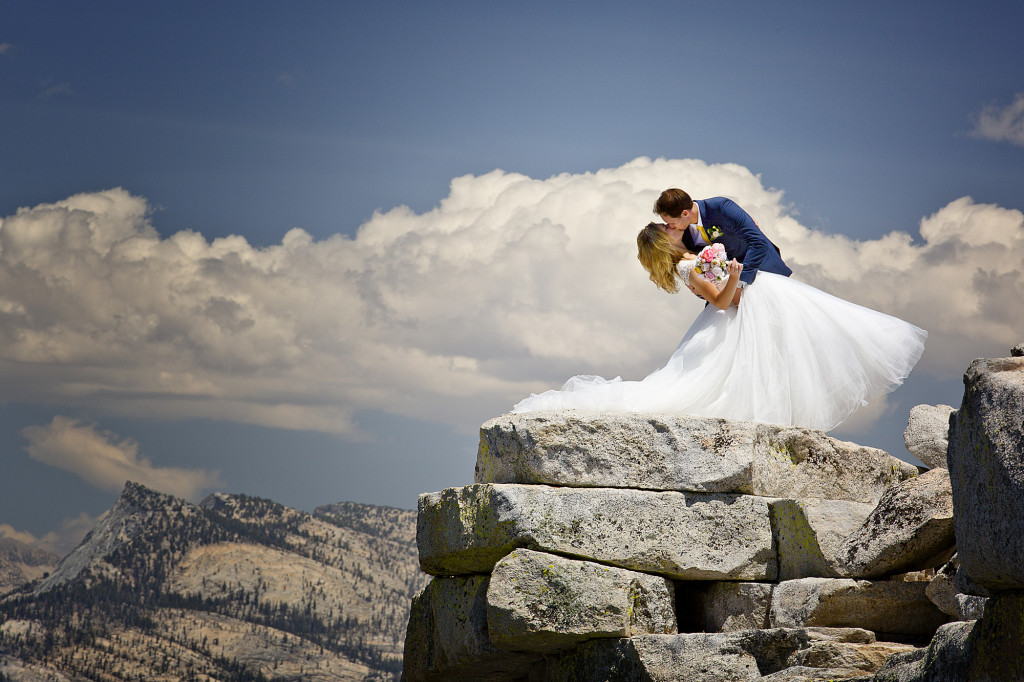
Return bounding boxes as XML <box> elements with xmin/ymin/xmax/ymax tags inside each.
<box><xmin>654</xmin><ymin>189</ymin><xmax>693</xmax><ymax>218</ymax></box>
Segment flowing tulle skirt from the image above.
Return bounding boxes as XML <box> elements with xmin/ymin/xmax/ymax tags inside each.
<box><xmin>512</xmin><ymin>272</ymin><xmax>927</xmax><ymax>431</ymax></box>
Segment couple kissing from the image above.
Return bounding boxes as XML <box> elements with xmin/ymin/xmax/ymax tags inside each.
<box><xmin>513</xmin><ymin>188</ymin><xmax>926</xmax><ymax>432</ymax></box>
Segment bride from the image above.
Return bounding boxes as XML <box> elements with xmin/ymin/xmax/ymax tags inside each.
<box><xmin>512</xmin><ymin>222</ymin><xmax>927</xmax><ymax>432</ymax></box>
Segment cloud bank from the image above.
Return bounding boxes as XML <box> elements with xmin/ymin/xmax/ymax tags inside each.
<box><xmin>0</xmin><ymin>513</ymin><xmax>96</xmax><ymax>556</ymax></box>
<box><xmin>1</xmin><ymin>158</ymin><xmax>1021</xmax><ymax>438</ymax></box>
<box><xmin>21</xmin><ymin>416</ymin><xmax>222</xmax><ymax>500</ymax></box>
<box><xmin>972</xmin><ymin>92</ymin><xmax>1024</xmax><ymax>147</ymax></box>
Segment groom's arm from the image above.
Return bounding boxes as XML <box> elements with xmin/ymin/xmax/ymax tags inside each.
<box><xmin>718</xmin><ymin>198</ymin><xmax>772</xmax><ymax>284</ymax></box>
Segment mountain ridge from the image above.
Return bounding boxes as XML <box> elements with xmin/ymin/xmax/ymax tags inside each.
<box><xmin>0</xmin><ymin>481</ymin><xmax>427</xmax><ymax>681</ymax></box>
<box><xmin>0</xmin><ymin>538</ymin><xmax>60</xmax><ymax>599</ymax></box>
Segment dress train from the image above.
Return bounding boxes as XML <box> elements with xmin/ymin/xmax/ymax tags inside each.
<box><xmin>512</xmin><ymin>272</ymin><xmax>926</xmax><ymax>432</ymax></box>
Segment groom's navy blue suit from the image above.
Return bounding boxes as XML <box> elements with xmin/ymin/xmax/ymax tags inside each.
<box><xmin>682</xmin><ymin>197</ymin><xmax>792</xmax><ymax>285</ymax></box>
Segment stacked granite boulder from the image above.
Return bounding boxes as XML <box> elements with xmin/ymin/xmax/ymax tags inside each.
<box><xmin>405</xmin><ymin>413</ymin><xmax>965</xmax><ymax>681</ymax></box>
<box><xmin>874</xmin><ymin>349</ymin><xmax>1024</xmax><ymax>681</ymax></box>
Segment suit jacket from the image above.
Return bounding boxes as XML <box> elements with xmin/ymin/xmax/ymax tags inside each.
<box><xmin>681</xmin><ymin>197</ymin><xmax>792</xmax><ymax>284</ymax></box>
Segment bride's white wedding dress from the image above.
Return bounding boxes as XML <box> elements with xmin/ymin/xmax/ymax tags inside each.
<box><xmin>512</xmin><ymin>249</ymin><xmax>927</xmax><ymax>431</ymax></box>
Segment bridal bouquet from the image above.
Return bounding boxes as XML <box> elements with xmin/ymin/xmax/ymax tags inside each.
<box><xmin>694</xmin><ymin>243</ymin><xmax>728</xmax><ymax>285</ymax></box>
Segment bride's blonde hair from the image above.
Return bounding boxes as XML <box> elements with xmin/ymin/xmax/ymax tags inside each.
<box><xmin>637</xmin><ymin>222</ymin><xmax>687</xmax><ymax>293</ymax></box>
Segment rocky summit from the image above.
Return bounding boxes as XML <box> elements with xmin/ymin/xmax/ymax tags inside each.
<box><xmin>0</xmin><ymin>483</ymin><xmax>428</xmax><ymax>681</ymax></box>
<box><xmin>406</xmin><ymin>345</ymin><xmax>1024</xmax><ymax>681</ymax></box>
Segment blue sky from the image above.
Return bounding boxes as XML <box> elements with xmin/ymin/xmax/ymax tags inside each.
<box><xmin>2</xmin><ymin>1</ymin><xmax>1023</xmax><ymax>554</ymax></box>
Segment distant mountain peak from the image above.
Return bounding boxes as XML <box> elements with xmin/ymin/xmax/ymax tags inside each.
<box><xmin>120</xmin><ymin>479</ymin><xmax>174</xmax><ymax>505</ymax></box>
<box><xmin>28</xmin><ymin>481</ymin><xmax>190</xmax><ymax>596</ymax></box>
<box><xmin>0</xmin><ymin>481</ymin><xmax>426</xmax><ymax>680</ymax></box>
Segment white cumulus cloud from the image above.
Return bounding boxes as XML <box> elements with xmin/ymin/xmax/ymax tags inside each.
<box><xmin>971</xmin><ymin>92</ymin><xmax>1024</xmax><ymax>147</ymax></box>
<box><xmin>21</xmin><ymin>417</ymin><xmax>222</xmax><ymax>500</ymax></box>
<box><xmin>1</xmin><ymin>157</ymin><xmax>1021</xmax><ymax>439</ymax></box>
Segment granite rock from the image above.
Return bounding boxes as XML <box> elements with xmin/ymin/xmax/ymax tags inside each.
<box><xmin>547</xmin><ymin>633</ymin><xmax>761</xmax><ymax>681</ymax></box>
<box><xmin>417</xmin><ymin>483</ymin><xmax>776</xmax><ymax>581</ymax></box>
<box><xmin>957</xmin><ymin>590</ymin><xmax>1024</xmax><ymax>679</ymax></box>
<box><xmin>402</xmin><ymin>575</ymin><xmax>541</xmax><ymax>682</ymax></box>
<box><xmin>769</xmin><ymin>578</ymin><xmax>947</xmax><ymax>638</ymax></box>
<box><xmin>476</xmin><ymin>412</ymin><xmax>916</xmax><ymax>502</ymax></box>
<box><xmin>838</xmin><ymin>468</ymin><xmax>955</xmax><ymax>579</ymax></box>
<box><xmin>548</xmin><ymin>628</ymin><xmax>887</xmax><ymax>681</ymax></box>
<box><xmin>874</xmin><ymin>591</ymin><xmax>1024</xmax><ymax>680</ymax></box>
<box><xmin>925</xmin><ymin>556</ymin><xmax>988</xmax><ymax>621</ymax></box>
<box><xmin>689</xmin><ymin>581</ymin><xmax>773</xmax><ymax>633</ymax></box>
<box><xmin>903</xmin><ymin>404</ymin><xmax>955</xmax><ymax>470</ymax></box>
<box><xmin>871</xmin><ymin>621</ymin><xmax>973</xmax><ymax>682</ymax></box>
<box><xmin>752</xmin><ymin>428</ymin><xmax>917</xmax><ymax>505</ymax></box>
<box><xmin>485</xmin><ymin>548</ymin><xmax>676</xmax><ymax>653</ymax></box>
<box><xmin>954</xmin><ymin>593</ymin><xmax>987</xmax><ymax>621</ymax></box>
<box><xmin>785</xmin><ymin>640</ymin><xmax>918</xmax><ymax>673</ymax></box>
<box><xmin>770</xmin><ymin>498</ymin><xmax>874</xmax><ymax>580</ymax></box>
<box><xmin>760</xmin><ymin>667</ymin><xmax>873</xmax><ymax>680</ymax></box>
<box><xmin>477</xmin><ymin>411</ymin><xmax>755</xmax><ymax>493</ymax></box>
<box><xmin>947</xmin><ymin>356</ymin><xmax>1024</xmax><ymax>591</ymax></box>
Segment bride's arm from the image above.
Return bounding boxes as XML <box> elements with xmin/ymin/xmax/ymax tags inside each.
<box><xmin>688</xmin><ymin>260</ymin><xmax>743</xmax><ymax>310</ymax></box>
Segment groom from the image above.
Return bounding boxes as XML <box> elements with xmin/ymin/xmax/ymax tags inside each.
<box><xmin>654</xmin><ymin>188</ymin><xmax>792</xmax><ymax>286</ymax></box>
